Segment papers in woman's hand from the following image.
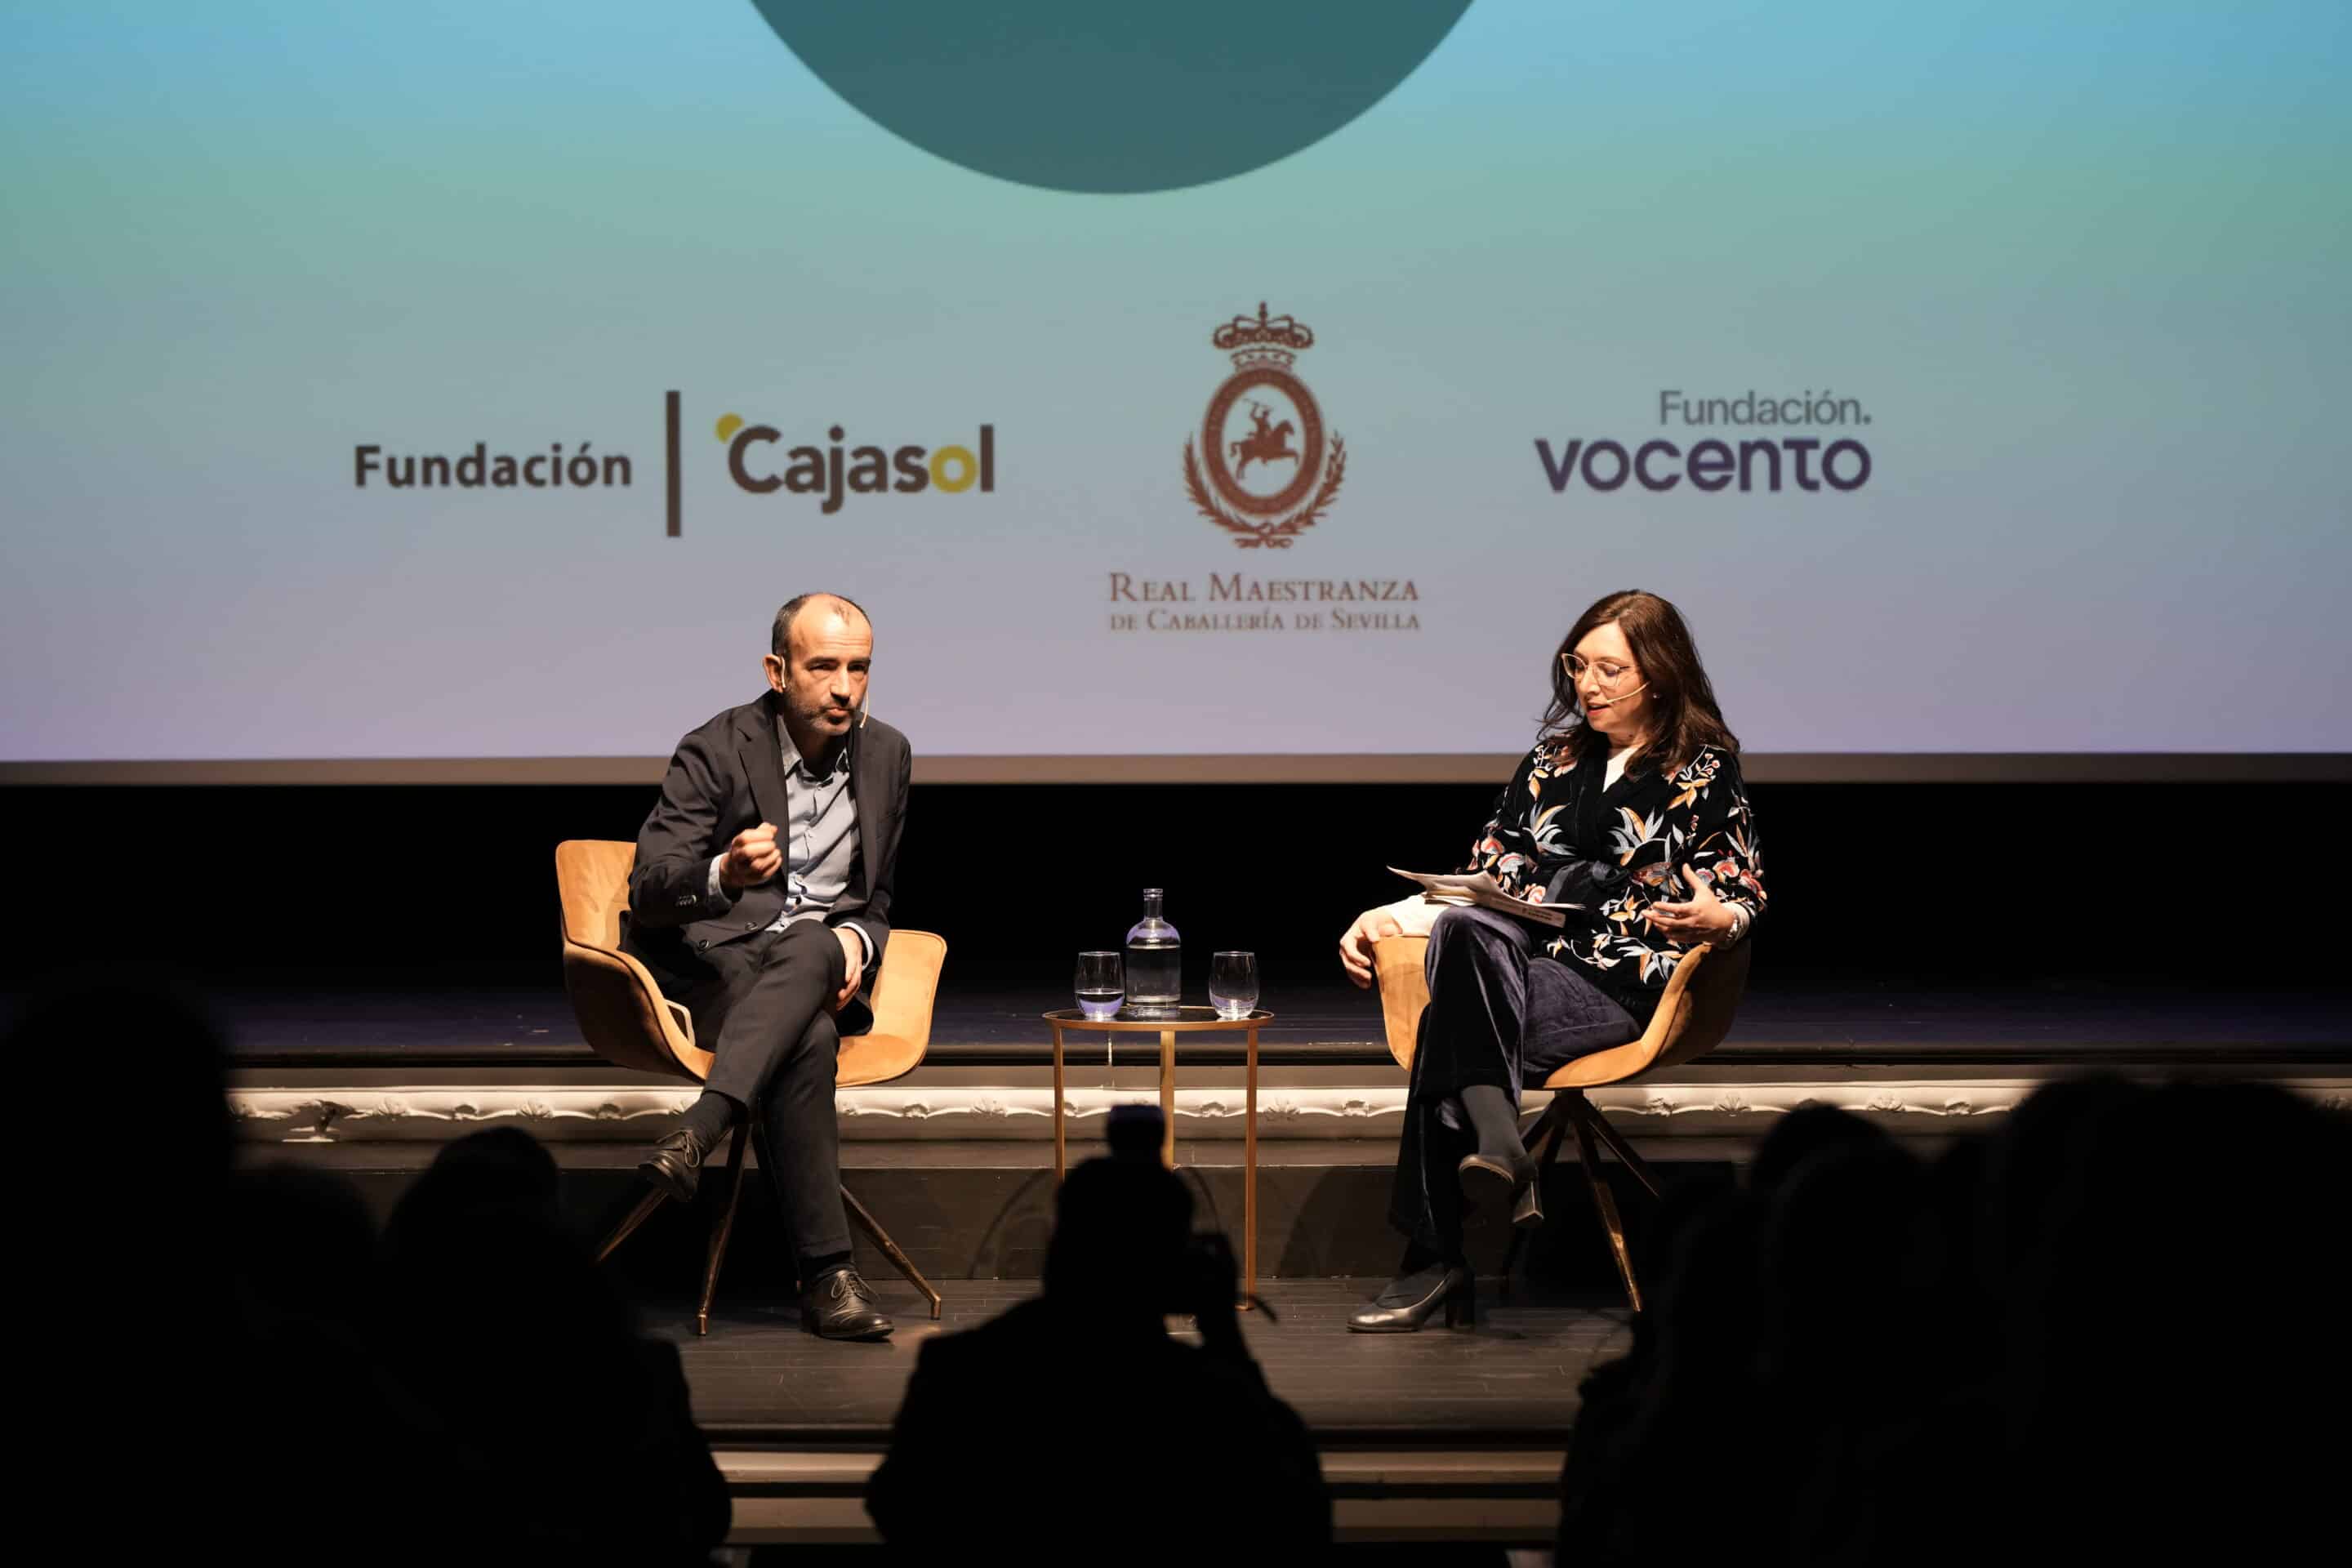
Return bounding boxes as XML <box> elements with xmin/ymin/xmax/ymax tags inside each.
<box><xmin>1386</xmin><ymin>867</ymin><xmax>1576</xmax><ymax>929</ymax></box>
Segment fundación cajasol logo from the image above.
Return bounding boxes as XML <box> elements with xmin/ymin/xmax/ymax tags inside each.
<box><xmin>350</xmin><ymin>392</ymin><xmax>996</xmax><ymax>540</ymax></box>
<box><xmin>718</xmin><ymin>409</ymin><xmax>996</xmax><ymax>515</ymax></box>
<box><xmin>1182</xmin><ymin>302</ymin><xmax>1347</xmax><ymax>549</ymax></box>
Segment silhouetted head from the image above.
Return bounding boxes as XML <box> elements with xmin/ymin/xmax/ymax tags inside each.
<box><xmin>379</xmin><ymin>1135</ymin><xmax>630</xmax><ymax>1379</ymax></box>
<box><xmin>1758</xmin><ymin>1140</ymin><xmax>1934</xmax><ymax>1403</ymax></box>
<box><xmin>1645</xmin><ymin>1188</ymin><xmax>1765</xmax><ymax>1388</ymax></box>
<box><xmin>11</xmin><ymin>973</ymin><xmax>232</xmax><ymax>1316</ymax></box>
<box><xmin>1980</xmin><ymin>1074</ymin><xmax>2148</xmax><ymax>1285</ymax></box>
<box><xmin>2029</xmin><ymin>1080</ymin><xmax>2350</xmax><ymax>1350</ymax></box>
<box><xmin>377</xmin><ymin>1195</ymin><xmax>642</xmax><ymax>1446</ymax></box>
<box><xmin>1920</xmin><ymin>1132</ymin><xmax>1997</xmax><ymax>1363</ymax></box>
<box><xmin>1045</xmin><ymin>1107</ymin><xmax>1193</xmax><ymax>1313</ymax></box>
<box><xmin>1748</xmin><ymin>1102</ymin><xmax>1895</xmax><ymax>1199</ymax></box>
<box><xmin>385</xmin><ymin>1125</ymin><xmax>564</xmax><ymax>1254</ymax></box>
<box><xmin>1996</xmin><ymin>1078</ymin><xmax>2351</xmax><ymax>1530</ymax></box>
<box><xmin>8</xmin><ymin>971</ymin><xmax>229</xmax><ymax>1189</ymax></box>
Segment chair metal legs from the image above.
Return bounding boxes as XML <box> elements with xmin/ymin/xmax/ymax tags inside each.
<box><xmin>597</xmin><ymin>1187</ymin><xmax>667</xmax><ymax>1264</ymax></box>
<box><xmin>695</xmin><ymin>1122</ymin><xmax>751</xmax><ymax>1335</ymax></box>
<box><xmin>1496</xmin><ymin>1089</ymin><xmax>1654</xmax><ymax>1313</ymax></box>
<box><xmin>843</xmin><ymin>1182</ymin><xmax>943</xmax><ymax>1321</ymax></box>
<box><xmin>596</xmin><ymin>1118</ymin><xmax>944</xmax><ymax>1332</ymax></box>
<box><xmin>1570</xmin><ymin>1108</ymin><xmax>1642</xmax><ymax>1312</ymax></box>
<box><xmin>1563</xmin><ymin>1090</ymin><xmax>1663</xmax><ymax>1200</ymax></box>
<box><xmin>595</xmin><ymin>1123</ymin><xmax>751</xmax><ymax>1338</ymax></box>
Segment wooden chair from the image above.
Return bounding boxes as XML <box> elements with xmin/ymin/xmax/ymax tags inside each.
<box><xmin>555</xmin><ymin>839</ymin><xmax>947</xmax><ymax>1333</ymax></box>
<box><xmin>1371</xmin><ymin>932</ymin><xmax>1751</xmax><ymax>1312</ymax></box>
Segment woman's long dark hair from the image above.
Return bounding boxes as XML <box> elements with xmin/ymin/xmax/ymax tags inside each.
<box><xmin>1541</xmin><ymin>590</ymin><xmax>1739</xmax><ymax>775</ymax></box>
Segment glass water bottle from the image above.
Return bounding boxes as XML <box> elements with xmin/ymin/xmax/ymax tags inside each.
<box><xmin>1124</xmin><ymin>888</ymin><xmax>1183</xmax><ymax>1013</ymax></box>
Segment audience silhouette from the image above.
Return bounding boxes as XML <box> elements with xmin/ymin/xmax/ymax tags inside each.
<box><xmin>866</xmin><ymin>1105</ymin><xmax>1331</xmax><ymax>1558</ymax></box>
<box><xmin>10</xmin><ymin>978</ymin><xmax>728</xmax><ymax>1566</ymax></box>
<box><xmin>1557</xmin><ymin>1078</ymin><xmax>2352</xmax><ymax>1567</ymax></box>
<box><xmin>16</xmin><ymin>969</ymin><xmax>2343</xmax><ymax>1566</ymax></box>
<box><xmin>374</xmin><ymin>1127</ymin><xmax>728</xmax><ymax>1564</ymax></box>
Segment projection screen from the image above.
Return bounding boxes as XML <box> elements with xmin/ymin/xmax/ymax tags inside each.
<box><xmin>4</xmin><ymin>2</ymin><xmax>2345</xmax><ymax>782</ymax></box>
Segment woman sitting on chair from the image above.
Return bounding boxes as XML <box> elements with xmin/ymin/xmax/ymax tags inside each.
<box><xmin>1335</xmin><ymin>589</ymin><xmax>1766</xmax><ymax>1332</ymax></box>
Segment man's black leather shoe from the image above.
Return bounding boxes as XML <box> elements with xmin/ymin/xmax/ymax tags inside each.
<box><xmin>638</xmin><ymin>1125</ymin><xmax>721</xmax><ymax>1203</ymax></box>
<box><xmin>800</xmin><ymin>1267</ymin><xmax>894</xmax><ymax>1341</ymax></box>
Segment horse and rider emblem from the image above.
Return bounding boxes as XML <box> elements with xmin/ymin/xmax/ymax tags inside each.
<box><xmin>1183</xmin><ymin>303</ymin><xmax>1347</xmax><ymax>548</ymax></box>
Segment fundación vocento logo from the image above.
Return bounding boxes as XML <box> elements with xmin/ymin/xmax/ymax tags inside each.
<box><xmin>717</xmin><ymin>409</ymin><xmax>996</xmax><ymax>515</ymax></box>
<box><xmin>1536</xmin><ymin>390</ymin><xmax>1874</xmax><ymax>497</ymax></box>
<box><xmin>1182</xmin><ymin>303</ymin><xmax>1347</xmax><ymax>549</ymax></box>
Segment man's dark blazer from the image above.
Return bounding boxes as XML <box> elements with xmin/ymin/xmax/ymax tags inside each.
<box><xmin>622</xmin><ymin>692</ymin><xmax>911</xmax><ymax>1037</ymax></box>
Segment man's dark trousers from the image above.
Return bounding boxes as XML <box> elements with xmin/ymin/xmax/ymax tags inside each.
<box><xmin>644</xmin><ymin>920</ymin><xmax>853</xmax><ymax>1270</ymax></box>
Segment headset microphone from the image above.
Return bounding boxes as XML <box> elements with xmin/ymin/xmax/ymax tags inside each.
<box><xmin>1586</xmin><ymin>681</ymin><xmax>1649</xmax><ymax>710</ymax></box>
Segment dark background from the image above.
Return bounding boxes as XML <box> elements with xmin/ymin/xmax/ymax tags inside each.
<box><xmin>11</xmin><ymin>777</ymin><xmax>2342</xmax><ymax>1001</ymax></box>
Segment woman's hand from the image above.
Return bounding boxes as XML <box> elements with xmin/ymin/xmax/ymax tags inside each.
<box><xmin>1644</xmin><ymin>864</ymin><xmax>1735</xmax><ymax>947</ymax></box>
<box><xmin>1339</xmin><ymin>907</ymin><xmax>1405</xmax><ymax>988</ymax></box>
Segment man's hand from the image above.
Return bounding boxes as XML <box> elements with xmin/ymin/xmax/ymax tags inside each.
<box><xmin>720</xmin><ymin>822</ymin><xmax>782</xmax><ymax>891</ymax></box>
<box><xmin>1339</xmin><ymin>906</ymin><xmax>1405</xmax><ymax>988</ymax></box>
<box><xmin>827</xmin><ymin>925</ymin><xmax>865</xmax><ymax>1013</ymax></box>
<box><xmin>1645</xmin><ymin>863</ymin><xmax>1732</xmax><ymax>947</ymax></box>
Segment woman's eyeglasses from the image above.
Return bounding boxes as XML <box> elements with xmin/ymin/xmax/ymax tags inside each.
<box><xmin>1561</xmin><ymin>653</ymin><xmax>1639</xmax><ymax>693</ymax></box>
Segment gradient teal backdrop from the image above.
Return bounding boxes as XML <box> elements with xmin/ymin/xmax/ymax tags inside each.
<box><xmin>2</xmin><ymin>2</ymin><xmax>2345</xmax><ymax>761</ymax></box>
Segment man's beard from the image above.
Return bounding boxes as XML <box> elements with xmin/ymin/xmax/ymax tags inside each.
<box><xmin>786</xmin><ymin>688</ymin><xmax>846</xmax><ymax>733</ymax></box>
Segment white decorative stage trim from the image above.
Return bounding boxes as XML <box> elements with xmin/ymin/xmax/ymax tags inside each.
<box><xmin>229</xmin><ymin>1079</ymin><xmax>2352</xmax><ymax>1146</ymax></box>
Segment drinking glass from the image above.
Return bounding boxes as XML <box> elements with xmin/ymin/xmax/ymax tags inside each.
<box><xmin>1075</xmin><ymin>951</ymin><xmax>1124</xmax><ymax>1021</ymax></box>
<box><xmin>1208</xmin><ymin>951</ymin><xmax>1259</xmax><ymax>1019</ymax></box>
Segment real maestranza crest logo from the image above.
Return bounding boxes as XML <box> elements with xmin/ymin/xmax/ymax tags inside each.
<box><xmin>1182</xmin><ymin>302</ymin><xmax>1347</xmax><ymax>549</ymax></box>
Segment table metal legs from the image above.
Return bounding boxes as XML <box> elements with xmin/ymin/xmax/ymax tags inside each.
<box><xmin>1244</xmin><ymin>1024</ymin><xmax>1258</xmax><ymax>1309</ymax></box>
<box><xmin>1050</xmin><ymin>1021</ymin><xmax>1067</xmax><ymax>1181</ymax></box>
<box><xmin>1159</xmin><ymin>1028</ymin><xmax>1178</xmax><ymax>1167</ymax></box>
<box><xmin>1043</xmin><ymin>1019</ymin><xmax>1263</xmax><ymax>1311</ymax></box>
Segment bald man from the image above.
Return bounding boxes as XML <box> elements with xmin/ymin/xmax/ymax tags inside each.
<box><xmin>621</xmin><ymin>593</ymin><xmax>911</xmax><ymax>1340</ymax></box>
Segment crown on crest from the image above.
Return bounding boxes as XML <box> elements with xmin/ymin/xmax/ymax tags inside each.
<box><xmin>1213</xmin><ymin>302</ymin><xmax>1315</xmax><ymax>369</ymax></box>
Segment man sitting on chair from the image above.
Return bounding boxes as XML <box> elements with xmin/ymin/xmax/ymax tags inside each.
<box><xmin>622</xmin><ymin>592</ymin><xmax>909</xmax><ymax>1341</ymax></box>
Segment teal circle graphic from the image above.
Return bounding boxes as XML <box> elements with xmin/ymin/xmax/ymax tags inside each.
<box><xmin>751</xmin><ymin>1</ymin><xmax>1476</xmax><ymax>194</ymax></box>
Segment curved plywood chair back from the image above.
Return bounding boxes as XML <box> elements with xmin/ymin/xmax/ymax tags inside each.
<box><xmin>1539</xmin><ymin>939</ymin><xmax>1750</xmax><ymax>1089</ymax></box>
<box><xmin>1372</xmin><ymin>935</ymin><xmax>1434</xmax><ymax>1071</ymax></box>
<box><xmin>555</xmin><ymin>840</ymin><xmax>712</xmax><ymax>1082</ymax></box>
<box><xmin>1370</xmin><ymin>929</ymin><xmax>1752</xmax><ymax>1088</ymax></box>
<box><xmin>556</xmin><ymin>838</ymin><xmax>635</xmax><ymax>952</ymax></box>
<box><xmin>837</xmin><ymin>929</ymin><xmax>947</xmax><ymax>1087</ymax></box>
<box><xmin>555</xmin><ymin>840</ymin><xmax>947</xmax><ymax>1090</ymax></box>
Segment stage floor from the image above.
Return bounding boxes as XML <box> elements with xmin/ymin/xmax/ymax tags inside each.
<box><xmin>666</xmin><ymin>1278</ymin><xmax>1623</xmax><ymax>1441</ymax></box>
<box><xmin>218</xmin><ymin>982</ymin><xmax>2350</xmax><ymax>1069</ymax></box>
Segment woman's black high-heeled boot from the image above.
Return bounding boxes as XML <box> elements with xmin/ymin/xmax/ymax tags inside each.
<box><xmin>1455</xmin><ymin>1084</ymin><xmax>1544</xmax><ymax>1227</ymax></box>
<box><xmin>1348</xmin><ymin>1263</ymin><xmax>1476</xmax><ymax>1333</ymax></box>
